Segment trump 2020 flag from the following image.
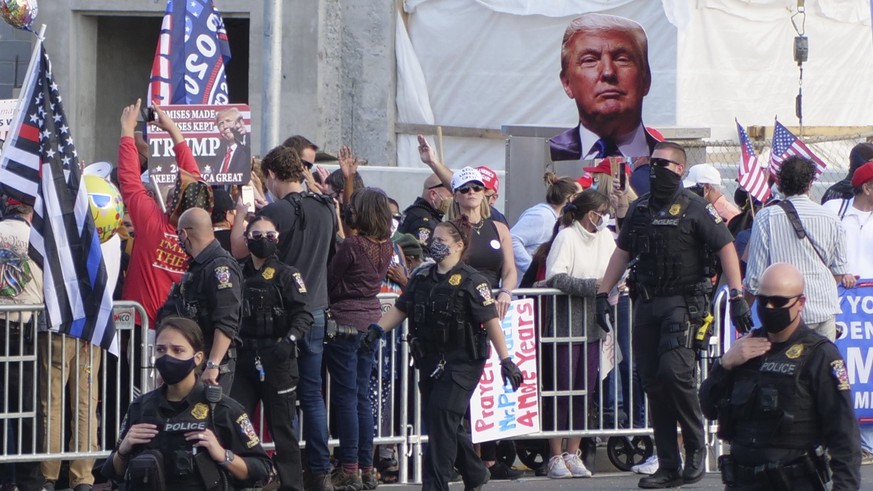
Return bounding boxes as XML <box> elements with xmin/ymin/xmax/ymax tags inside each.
<box><xmin>735</xmin><ymin>120</ymin><xmax>771</xmax><ymax>203</ymax></box>
<box><xmin>769</xmin><ymin>120</ymin><xmax>827</xmax><ymax>179</ymax></box>
<box><xmin>148</xmin><ymin>0</ymin><xmax>232</xmax><ymax>105</ymax></box>
<box><xmin>0</xmin><ymin>45</ymin><xmax>118</xmax><ymax>356</ymax></box>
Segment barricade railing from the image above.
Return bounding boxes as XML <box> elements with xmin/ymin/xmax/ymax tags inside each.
<box><xmin>0</xmin><ymin>291</ymin><xmax>729</xmax><ymax>482</ymax></box>
<box><xmin>0</xmin><ymin>301</ymin><xmax>148</xmax><ymax>464</ymax></box>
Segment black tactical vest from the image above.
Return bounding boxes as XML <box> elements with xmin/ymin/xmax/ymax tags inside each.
<box><xmin>628</xmin><ymin>191</ymin><xmax>711</xmax><ymax>292</ymax></box>
<box><xmin>726</xmin><ymin>330</ymin><xmax>828</xmax><ymax>449</ymax></box>
<box><xmin>242</xmin><ymin>266</ymin><xmax>287</xmax><ymax>339</ymax></box>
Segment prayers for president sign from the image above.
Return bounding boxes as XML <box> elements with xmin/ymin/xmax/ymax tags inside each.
<box><xmin>470</xmin><ymin>298</ymin><xmax>540</xmax><ymax>443</ymax></box>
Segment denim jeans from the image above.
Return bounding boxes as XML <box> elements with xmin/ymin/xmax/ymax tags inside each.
<box><xmin>325</xmin><ymin>332</ymin><xmax>376</xmax><ymax>468</ymax></box>
<box><xmin>298</xmin><ymin>309</ymin><xmax>331</xmax><ymax>473</ymax></box>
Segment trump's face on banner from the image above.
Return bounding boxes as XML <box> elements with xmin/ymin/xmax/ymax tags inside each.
<box><xmin>559</xmin><ymin>14</ymin><xmax>651</xmax><ymax>140</ymax></box>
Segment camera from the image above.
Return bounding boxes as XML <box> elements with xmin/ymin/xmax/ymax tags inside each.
<box><xmin>325</xmin><ymin>319</ymin><xmax>358</xmax><ymax>340</ymax></box>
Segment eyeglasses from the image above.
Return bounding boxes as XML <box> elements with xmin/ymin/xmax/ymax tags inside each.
<box><xmin>392</xmin><ymin>214</ymin><xmax>403</xmax><ymax>222</ymax></box>
<box><xmin>427</xmin><ymin>183</ymin><xmax>445</xmax><ymax>190</ymax></box>
<box><xmin>176</xmin><ymin>226</ymin><xmax>192</xmax><ymax>236</ymax></box>
<box><xmin>247</xmin><ymin>231</ymin><xmax>279</xmax><ymax>240</ymax></box>
<box><xmin>456</xmin><ymin>184</ymin><xmax>484</xmax><ymax>194</ymax></box>
<box><xmin>650</xmin><ymin>157</ymin><xmax>681</xmax><ymax>168</ymax></box>
<box><xmin>756</xmin><ymin>294</ymin><xmax>802</xmax><ymax>309</ymax></box>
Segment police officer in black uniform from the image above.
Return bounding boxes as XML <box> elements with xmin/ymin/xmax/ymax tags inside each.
<box><xmin>103</xmin><ymin>317</ymin><xmax>272</xmax><ymax>491</ymax></box>
<box><xmin>361</xmin><ymin>218</ymin><xmax>522</xmax><ymax>491</ymax></box>
<box><xmin>398</xmin><ymin>173</ymin><xmax>451</xmax><ymax>247</ymax></box>
<box><xmin>231</xmin><ymin>216</ymin><xmax>313</xmax><ymax>491</ymax></box>
<box><xmin>158</xmin><ymin>207</ymin><xmax>243</xmax><ymax>394</ymax></box>
<box><xmin>700</xmin><ymin>263</ymin><xmax>860</xmax><ymax>490</ymax></box>
<box><xmin>596</xmin><ymin>142</ymin><xmax>753</xmax><ymax>489</ymax></box>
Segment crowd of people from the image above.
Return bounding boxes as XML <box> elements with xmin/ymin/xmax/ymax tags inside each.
<box><xmin>0</xmin><ymin>10</ymin><xmax>867</xmax><ymax>491</ymax></box>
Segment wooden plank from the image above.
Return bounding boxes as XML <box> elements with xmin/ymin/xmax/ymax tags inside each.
<box><xmin>395</xmin><ymin>123</ymin><xmax>505</xmax><ymax>139</ymax></box>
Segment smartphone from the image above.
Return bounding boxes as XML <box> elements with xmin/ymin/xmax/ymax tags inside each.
<box><xmin>140</xmin><ymin>106</ymin><xmax>158</xmax><ymax>123</ymax></box>
<box><xmin>241</xmin><ymin>185</ymin><xmax>255</xmax><ymax>213</ymax></box>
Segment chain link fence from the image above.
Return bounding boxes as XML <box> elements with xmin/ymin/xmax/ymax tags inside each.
<box><xmin>687</xmin><ymin>133</ymin><xmax>873</xmax><ymax>203</ymax></box>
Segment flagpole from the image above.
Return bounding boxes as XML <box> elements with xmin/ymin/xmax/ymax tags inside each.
<box><xmin>0</xmin><ymin>24</ymin><xmax>45</xmax><ymax>164</ymax></box>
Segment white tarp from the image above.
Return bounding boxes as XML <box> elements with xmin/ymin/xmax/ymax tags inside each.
<box><xmin>396</xmin><ymin>0</ymin><xmax>873</xmax><ymax>170</ymax></box>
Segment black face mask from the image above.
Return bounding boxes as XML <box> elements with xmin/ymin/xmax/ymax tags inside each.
<box><xmin>649</xmin><ymin>165</ymin><xmax>681</xmax><ymax>204</ymax></box>
<box><xmin>155</xmin><ymin>355</ymin><xmax>197</xmax><ymax>385</ymax></box>
<box><xmin>178</xmin><ymin>238</ymin><xmax>193</xmax><ymax>258</ymax></box>
<box><xmin>688</xmin><ymin>185</ymin><xmax>705</xmax><ymax>198</ymax></box>
<box><xmin>247</xmin><ymin>237</ymin><xmax>278</xmax><ymax>259</ymax></box>
<box><xmin>756</xmin><ymin>302</ymin><xmax>798</xmax><ymax>334</ymax></box>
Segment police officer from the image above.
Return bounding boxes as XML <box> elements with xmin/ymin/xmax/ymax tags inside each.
<box><xmin>361</xmin><ymin>218</ymin><xmax>523</xmax><ymax>491</ymax></box>
<box><xmin>700</xmin><ymin>263</ymin><xmax>860</xmax><ymax>490</ymax></box>
<box><xmin>596</xmin><ymin>142</ymin><xmax>752</xmax><ymax>489</ymax></box>
<box><xmin>398</xmin><ymin>173</ymin><xmax>451</xmax><ymax>247</ymax></box>
<box><xmin>158</xmin><ymin>207</ymin><xmax>243</xmax><ymax>393</ymax></box>
<box><xmin>102</xmin><ymin>317</ymin><xmax>273</xmax><ymax>490</ymax></box>
<box><xmin>231</xmin><ymin>216</ymin><xmax>313</xmax><ymax>491</ymax></box>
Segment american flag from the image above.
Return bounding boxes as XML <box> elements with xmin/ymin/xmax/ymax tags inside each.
<box><xmin>148</xmin><ymin>0</ymin><xmax>232</xmax><ymax>105</ymax></box>
<box><xmin>0</xmin><ymin>45</ymin><xmax>118</xmax><ymax>356</ymax></box>
<box><xmin>735</xmin><ymin>120</ymin><xmax>771</xmax><ymax>203</ymax></box>
<box><xmin>769</xmin><ymin>120</ymin><xmax>827</xmax><ymax>179</ymax></box>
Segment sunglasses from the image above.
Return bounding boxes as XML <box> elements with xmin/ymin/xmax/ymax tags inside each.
<box><xmin>457</xmin><ymin>184</ymin><xmax>484</xmax><ymax>194</ymax></box>
<box><xmin>427</xmin><ymin>183</ymin><xmax>445</xmax><ymax>190</ymax></box>
<box><xmin>302</xmin><ymin>160</ymin><xmax>314</xmax><ymax>169</ymax></box>
<box><xmin>392</xmin><ymin>214</ymin><xmax>403</xmax><ymax>221</ymax></box>
<box><xmin>175</xmin><ymin>226</ymin><xmax>192</xmax><ymax>236</ymax></box>
<box><xmin>650</xmin><ymin>157</ymin><xmax>681</xmax><ymax>168</ymax></box>
<box><xmin>756</xmin><ymin>294</ymin><xmax>802</xmax><ymax>309</ymax></box>
<box><xmin>248</xmin><ymin>231</ymin><xmax>279</xmax><ymax>240</ymax></box>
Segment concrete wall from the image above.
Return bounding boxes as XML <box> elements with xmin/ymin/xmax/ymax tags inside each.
<box><xmin>15</xmin><ymin>0</ymin><xmax>396</xmax><ymax>166</ymax></box>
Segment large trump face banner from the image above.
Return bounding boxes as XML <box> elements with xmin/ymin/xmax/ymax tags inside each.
<box><xmin>470</xmin><ymin>298</ymin><xmax>540</xmax><ymax>443</ymax></box>
<box><xmin>147</xmin><ymin>103</ymin><xmax>251</xmax><ymax>185</ymax></box>
<box><xmin>836</xmin><ymin>280</ymin><xmax>873</xmax><ymax>425</ymax></box>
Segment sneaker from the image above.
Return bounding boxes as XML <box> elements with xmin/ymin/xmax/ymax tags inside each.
<box><xmin>40</xmin><ymin>483</ymin><xmax>55</xmax><ymax>491</ymax></box>
<box><xmin>562</xmin><ymin>452</ymin><xmax>593</xmax><ymax>478</ymax></box>
<box><xmin>305</xmin><ymin>471</ymin><xmax>335</xmax><ymax>491</ymax></box>
<box><xmin>632</xmin><ymin>455</ymin><xmax>659</xmax><ymax>475</ymax></box>
<box><xmin>331</xmin><ymin>469</ymin><xmax>363</xmax><ymax>491</ymax></box>
<box><xmin>862</xmin><ymin>451</ymin><xmax>873</xmax><ymax>465</ymax></box>
<box><xmin>638</xmin><ymin>468</ymin><xmax>682</xmax><ymax>489</ymax></box>
<box><xmin>485</xmin><ymin>461</ymin><xmax>521</xmax><ymax>480</ymax></box>
<box><xmin>72</xmin><ymin>486</ymin><xmax>92</xmax><ymax>491</ymax></box>
<box><xmin>463</xmin><ymin>467</ymin><xmax>490</xmax><ymax>491</ymax></box>
<box><xmin>546</xmin><ymin>455</ymin><xmax>572</xmax><ymax>479</ymax></box>
<box><xmin>361</xmin><ymin>468</ymin><xmax>378</xmax><ymax>490</ymax></box>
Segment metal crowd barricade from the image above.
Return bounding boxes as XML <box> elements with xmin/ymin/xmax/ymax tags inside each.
<box><xmin>0</xmin><ymin>301</ymin><xmax>148</xmax><ymax>465</ymax></box>
<box><xmin>0</xmin><ymin>290</ymin><xmax>731</xmax><ymax>482</ymax></box>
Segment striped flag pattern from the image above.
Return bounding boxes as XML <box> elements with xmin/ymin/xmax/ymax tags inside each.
<box><xmin>769</xmin><ymin>120</ymin><xmax>827</xmax><ymax>179</ymax></box>
<box><xmin>0</xmin><ymin>45</ymin><xmax>118</xmax><ymax>356</ymax></box>
<box><xmin>735</xmin><ymin>120</ymin><xmax>771</xmax><ymax>203</ymax></box>
<box><xmin>148</xmin><ymin>0</ymin><xmax>232</xmax><ymax>105</ymax></box>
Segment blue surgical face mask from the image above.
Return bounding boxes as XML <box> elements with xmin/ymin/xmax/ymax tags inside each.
<box><xmin>590</xmin><ymin>182</ymin><xmax>599</xmax><ymax>191</ymax></box>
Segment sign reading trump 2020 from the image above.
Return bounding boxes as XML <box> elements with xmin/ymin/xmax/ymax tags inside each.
<box><xmin>836</xmin><ymin>280</ymin><xmax>873</xmax><ymax>425</ymax></box>
<box><xmin>470</xmin><ymin>298</ymin><xmax>540</xmax><ymax>443</ymax></box>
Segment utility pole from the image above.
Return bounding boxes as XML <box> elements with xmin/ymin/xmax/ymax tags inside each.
<box><xmin>262</xmin><ymin>0</ymin><xmax>282</xmax><ymax>154</ymax></box>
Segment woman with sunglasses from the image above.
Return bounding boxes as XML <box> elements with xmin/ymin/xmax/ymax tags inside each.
<box><xmin>230</xmin><ymin>215</ymin><xmax>314</xmax><ymax>491</ymax></box>
<box><xmin>326</xmin><ymin>188</ymin><xmax>394</xmax><ymax>490</ymax></box>
<box><xmin>444</xmin><ymin>166</ymin><xmax>519</xmax><ymax>479</ymax></box>
<box><xmin>103</xmin><ymin>317</ymin><xmax>272</xmax><ymax>490</ymax></box>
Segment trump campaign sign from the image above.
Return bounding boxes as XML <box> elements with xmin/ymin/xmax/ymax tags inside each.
<box><xmin>470</xmin><ymin>299</ymin><xmax>540</xmax><ymax>443</ymax></box>
<box><xmin>836</xmin><ymin>280</ymin><xmax>873</xmax><ymax>424</ymax></box>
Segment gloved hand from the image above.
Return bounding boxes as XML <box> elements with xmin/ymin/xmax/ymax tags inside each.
<box><xmin>500</xmin><ymin>357</ymin><xmax>523</xmax><ymax>392</ymax></box>
<box><xmin>595</xmin><ymin>292</ymin><xmax>612</xmax><ymax>333</ymax></box>
<box><xmin>359</xmin><ymin>323</ymin><xmax>383</xmax><ymax>353</ymax></box>
<box><xmin>730</xmin><ymin>296</ymin><xmax>753</xmax><ymax>334</ymax></box>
